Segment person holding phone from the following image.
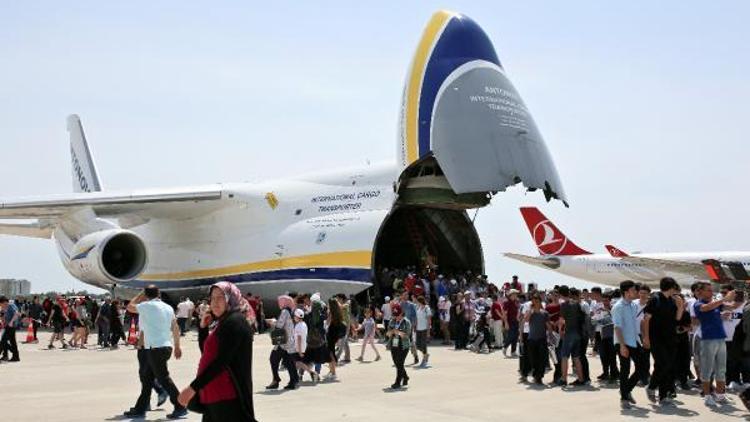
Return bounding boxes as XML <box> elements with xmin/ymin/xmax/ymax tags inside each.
<box><xmin>178</xmin><ymin>281</ymin><xmax>256</xmax><ymax>421</ymax></box>
<box><xmin>386</xmin><ymin>304</ymin><xmax>412</xmax><ymax>389</ymax></box>
<box><xmin>694</xmin><ymin>282</ymin><xmax>735</xmax><ymax>407</ymax></box>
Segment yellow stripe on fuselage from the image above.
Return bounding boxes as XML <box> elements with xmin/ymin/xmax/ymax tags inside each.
<box><xmin>140</xmin><ymin>250</ymin><xmax>372</xmax><ymax>281</ymax></box>
<box><xmin>404</xmin><ymin>10</ymin><xmax>455</xmax><ymax>165</ymax></box>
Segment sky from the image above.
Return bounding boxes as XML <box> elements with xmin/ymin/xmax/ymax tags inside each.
<box><xmin>0</xmin><ymin>2</ymin><xmax>748</xmax><ymax>293</ymax></box>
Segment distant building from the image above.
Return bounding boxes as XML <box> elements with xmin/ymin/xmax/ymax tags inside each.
<box><xmin>0</xmin><ymin>279</ymin><xmax>31</xmax><ymax>297</ymax></box>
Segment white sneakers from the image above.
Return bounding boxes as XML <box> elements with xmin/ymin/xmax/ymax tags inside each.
<box><xmin>706</xmin><ymin>394</ymin><xmax>732</xmax><ymax>407</ymax></box>
<box><xmin>715</xmin><ymin>394</ymin><xmax>731</xmax><ymax>404</ymax></box>
<box><xmin>728</xmin><ymin>381</ymin><xmax>742</xmax><ymax>392</ymax></box>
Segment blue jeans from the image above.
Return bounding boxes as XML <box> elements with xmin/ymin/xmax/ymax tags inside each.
<box><xmin>177</xmin><ymin>318</ymin><xmax>187</xmax><ymax>336</ymax></box>
<box><xmin>504</xmin><ymin>322</ymin><xmax>519</xmax><ymax>353</ymax></box>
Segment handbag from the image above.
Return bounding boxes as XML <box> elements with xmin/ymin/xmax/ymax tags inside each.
<box><xmin>270</xmin><ymin>327</ymin><xmax>287</xmax><ymax>346</ymax></box>
<box><xmin>270</xmin><ymin>308</ymin><xmax>291</xmax><ymax>346</ymax></box>
<box><xmin>187</xmin><ymin>392</ymin><xmax>206</xmax><ymax>414</ymax></box>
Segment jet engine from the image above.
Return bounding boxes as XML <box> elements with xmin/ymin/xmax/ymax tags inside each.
<box><xmin>65</xmin><ymin>229</ymin><xmax>148</xmax><ymax>287</ymax></box>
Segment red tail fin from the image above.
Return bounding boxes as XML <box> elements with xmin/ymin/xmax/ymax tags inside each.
<box><xmin>519</xmin><ymin>207</ymin><xmax>591</xmax><ymax>256</ymax></box>
<box><xmin>605</xmin><ymin>245</ymin><xmax>629</xmax><ymax>258</ymax></box>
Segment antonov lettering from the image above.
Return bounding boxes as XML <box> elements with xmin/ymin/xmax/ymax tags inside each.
<box><xmin>71</xmin><ymin>147</ymin><xmax>89</xmax><ymax>192</ymax></box>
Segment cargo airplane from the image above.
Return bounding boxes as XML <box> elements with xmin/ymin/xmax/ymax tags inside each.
<box><xmin>504</xmin><ymin>207</ymin><xmax>750</xmax><ymax>289</ymax></box>
<box><xmin>0</xmin><ymin>11</ymin><xmax>568</xmax><ymax>302</ymax></box>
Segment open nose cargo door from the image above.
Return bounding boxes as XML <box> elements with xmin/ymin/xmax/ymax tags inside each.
<box><xmin>398</xmin><ymin>11</ymin><xmax>567</xmax><ymax>208</ymax></box>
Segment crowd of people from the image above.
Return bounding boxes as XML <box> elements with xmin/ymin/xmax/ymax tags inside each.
<box><xmin>2</xmin><ymin>269</ymin><xmax>750</xmax><ymax>418</ymax></box>
<box><xmin>373</xmin><ymin>271</ymin><xmax>750</xmax><ymax>411</ymax></box>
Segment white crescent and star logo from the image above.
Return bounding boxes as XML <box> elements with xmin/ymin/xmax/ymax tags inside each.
<box><xmin>532</xmin><ymin>220</ymin><xmax>567</xmax><ymax>255</ymax></box>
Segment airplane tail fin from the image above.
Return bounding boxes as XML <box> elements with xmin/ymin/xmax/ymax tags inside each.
<box><xmin>605</xmin><ymin>244</ymin><xmax>629</xmax><ymax>258</ymax></box>
<box><xmin>519</xmin><ymin>207</ymin><xmax>591</xmax><ymax>256</ymax></box>
<box><xmin>67</xmin><ymin>114</ymin><xmax>103</xmax><ymax>193</ymax></box>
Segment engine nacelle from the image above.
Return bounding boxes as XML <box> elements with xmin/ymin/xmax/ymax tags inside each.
<box><xmin>65</xmin><ymin>229</ymin><xmax>148</xmax><ymax>287</ymax></box>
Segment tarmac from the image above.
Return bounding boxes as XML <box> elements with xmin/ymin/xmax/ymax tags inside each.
<box><xmin>2</xmin><ymin>330</ymin><xmax>745</xmax><ymax>421</ymax></box>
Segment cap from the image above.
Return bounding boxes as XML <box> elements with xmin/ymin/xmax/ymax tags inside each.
<box><xmin>294</xmin><ymin>309</ymin><xmax>305</xmax><ymax>318</ymax></box>
<box><xmin>384</xmin><ymin>296</ymin><xmax>391</xmax><ymax>302</ymax></box>
<box><xmin>509</xmin><ymin>289</ymin><xmax>519</xmax><ymax>295</ymax></box>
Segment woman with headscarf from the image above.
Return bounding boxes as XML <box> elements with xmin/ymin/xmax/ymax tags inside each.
<box><xmin>265</xmin><ymin>295</ymin><xmax>299</xmax><ymax>390</ymax></box>
<box><xmin>177</xmin><ymin>281</ymin><xmax>256</xmax><ymax>422</ymax></box>
<box><xmin>302</xmin><ymin>293</ymin><xmax>328</xmax><ymax>381</ymax></box>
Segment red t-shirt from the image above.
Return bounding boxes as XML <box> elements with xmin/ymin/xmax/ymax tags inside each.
<box><xmin>491</xmin><ymin>302</ymin><xmax>504</xmax><ymax>321</ymax></box>
<box><xmin>404</xmin><ymin>276</ymin><xmax>416</xmax><ymax>293</ymax></box>
<box><xmin>197</xmin><ymin>328</ymin><xmax>237</xmax><ymax>404</ymax></box>
<box><xmin>503</xmin><ymin>300</ymin><xmax>519</xmax><ymax>320</ymax></box>
<box><xmin>247</xmin><ymin>298</ymin><xmax>259</xmax><ymax>314</ymax></box>
<box><xmin>545</xmin><ymin>303</ymin><xmax>561</xmax><ymax>323</ymax></box>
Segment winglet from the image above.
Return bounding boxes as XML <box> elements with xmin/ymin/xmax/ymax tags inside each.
<box><xmin>605</xmin><ymin>244</ymin><xmax>629</xmax><ymax>258</ymax></box>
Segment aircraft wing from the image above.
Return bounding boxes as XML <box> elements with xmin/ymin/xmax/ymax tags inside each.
<box><xmin>604</xmin><ymin>245</ymin><xmax>706</xmax><ymax>279</ymax></box>
<box><xmin>619</xmin><ymin>256</ymin><xmax>707</xmax><ymax>279</ymax></box>
<box><xmin>0</xmin><ymin>186</ymin><xmax>225</xmax><ymax>238</ymax></box>
<box><xmin>503</xmin><ymin>253</ymin><xmax>560</xmax><ymax>269</ymax></box>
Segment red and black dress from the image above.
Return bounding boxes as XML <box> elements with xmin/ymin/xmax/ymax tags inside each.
<box><xmin>189</xmin><ymin>311</ymin><xmax>256</xmax><ymax>422</ymax></box>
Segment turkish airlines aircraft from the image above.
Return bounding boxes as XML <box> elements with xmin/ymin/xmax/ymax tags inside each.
<box><xmin>0</xmin><ymin>11</ymin><xmax>568</xmax><ymax>303</ymax></box>
<box><xmin>504</xmin><ymin>207</ymin><xmax>750</xmax><ymax>289</ymax></box>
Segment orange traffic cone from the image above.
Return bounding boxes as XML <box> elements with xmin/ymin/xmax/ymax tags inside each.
<box><xmin>127</xmin><ymin>319</ymin><xmax>138</xmax><ymax>345</ymax></box>
<box><xmin>23</xmin><ymin>319</ymin><xmax>35</xmax><ymax>343</ymax></box>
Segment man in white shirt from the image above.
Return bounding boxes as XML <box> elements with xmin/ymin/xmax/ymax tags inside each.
<box><xmin>125</xmin><ymin>285</ymin><xmax>185</xmax><ymax>419</ymax></box>
<box><xmin>635</xmin><ymin>284</ymin><xmax>651</xmax><ymax>385</ymax></box>
<box><xmin>519</xmin><ymin>297</ymin><xmax>533</xmax><ymax>377</ymax></box>
<box><xmin>720</xmin><ymin>285</ymin><xmax>745</xmax><ymax>391</ymax></box>
<box><xmin>175</xmin><ymin>297</ymin><xmax>194</xmax><ymax>336</ymax></box>
<box><xmin>687</xmin><ymin>282</ymin><xmax>703</xmax><ymax>385</ymax></box>
<box><xmin>415</xmin><ymin>296</ymin><xmax>432</xmax><ymax>367</ymax></box>
<box><xmin>438</xmin><ymin>296</ymin><xmax>452</xmax><ymax>345</ymax></box>
<box><xmin>589</xmin><ymin>287</ymin><xmax>604</xmax><ymax>358</ymax></box>
<box><xmin>381</xmin><ymin>296</ymin><xmax>393</xmax><ymax>334</ymax></box>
